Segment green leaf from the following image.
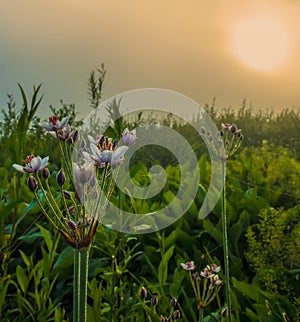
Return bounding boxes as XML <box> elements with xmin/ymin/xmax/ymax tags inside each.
<box><xmin>36</xmin><ymin>224</ymin><xmax>53</xmax><ymax>253</ymax></box>
<box><xmin>158</xmin><ymin>245</ymin><xmax>175</xmax><ymax>290</ymax></box>
<box><xmin>52</xmin><ymin>246</ymin><xmax>74</xmax><ymax>280</ymax></box>
<box><xmin>0</xmin><ymin>281</ymin><xmax>9</xmax><ymax>314</ymax></box>
<box><xmin>16</xmin><ymin>265</ymin><xmax>29</xmax><ymax>294</ymax></box>
<box><xmin>17</xmin><ymin>83</ymin><xmax>28</xmax><ymax>112</ymax></box>
<box><xmin>19</xmin><ymin>250</ymin><xmax>31</xmax><ymax>268</ymax></box>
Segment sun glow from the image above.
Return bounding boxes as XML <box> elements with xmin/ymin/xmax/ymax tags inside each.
<box><xmin>231</xmin><ymin>16</ymin><xmax>290</xmax><ymax>72</ymax></box>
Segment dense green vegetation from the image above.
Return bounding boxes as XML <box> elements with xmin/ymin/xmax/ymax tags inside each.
<box><xmin>0</xmin><ymin>82</ymin><xmax>299</xmax><ymax>321</ymax></box>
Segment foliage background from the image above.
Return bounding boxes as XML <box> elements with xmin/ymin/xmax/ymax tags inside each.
<box><xmin>0</xmin><ymin>82</ymin><xmax>299</xmax><ymax>321</ymax></box>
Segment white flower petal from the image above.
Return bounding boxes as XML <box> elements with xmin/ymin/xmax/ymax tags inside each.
<box><xmin>12</xmin><ymin>164</ymin><xmax>25</xmax><ymax>173</ymax></box>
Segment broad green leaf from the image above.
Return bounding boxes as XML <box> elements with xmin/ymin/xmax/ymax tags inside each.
<box><xmin>16</xmin><ymin>265</ymin><xmax>29</xmax><ymax>294</ymax></box>
<box><xmin>19</xmin><ymin>250</ymin><xmax>31</xmax><ymax>268</ymax></box>
<box><xmin>158</xmin><ymin>245</ymin><xmax>175</xmax><ymax>290</ymax></box>
<box><xmin>36</xmin><ymin>224</ymin><xmax>53</xmax><ymax>253</ymax></box>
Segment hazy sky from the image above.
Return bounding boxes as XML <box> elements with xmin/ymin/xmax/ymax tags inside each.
<box><xmin>1</xmin><ymin>0</ymin><xmax>300</xmax><ymax>119</ymax></box>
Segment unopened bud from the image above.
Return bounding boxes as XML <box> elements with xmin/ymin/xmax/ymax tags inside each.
<box><xmin>42</xmin><ymin>168</ymin><xmax>50</xmax><ymax>179</ymax></box>
<box><xmin>221</xmin><ymin>307</ymin><xmax>228</xmax><ymax>317</ymax></box>
<box><xmin>56</xmin><ymin>169</ymin><xmax>66</xmax><ymax>186</ymax></box>
<box><xmin>68</xmin><ymin>206</ymin><xmax>76</xmax><ymax>214</ymax></box>
<box><xmin>27</xmin><ymin>176</ymin><xmax>38</xmax><ymax>192</ymax></box>
<box><xmin>170</xmin><ymin>296</ymin><xmax>177</xmax><ymax>307</ymax></box>
<box><xmin>63</xmin><ymin>190</ymin><xmax>72</xmax><ymax>199</ymax></box>
<box><xmin>139</xmin><ymin>287</ymin><xmax>147</xmax><ymax>300</ymax></box>
<box><xmin>151</xmin><ymin>293</ymin><xmax>158</xmax><ymax>306</ymax></box>
<box><xmin>67</xmin><ymin>220</ymin><xmax>77</xmax><ymax>231</ymax></box>
<box><xmin>173</xmin><ymin>309</ymin><xmax>180</xmax><ymax>320</ymax></box>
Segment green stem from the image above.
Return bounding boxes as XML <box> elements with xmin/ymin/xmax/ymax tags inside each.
<box><xmin>221</xmin><ymin>160</ymin><xmax>231</xmax><ymax>321</ymax></box>
<box><xmin>79</xmin><ymin>247</ymin><xmax>89</xmax><ymax>322</ymax></box>
<box><xmin>73</xmin><ymin>249</ymin><xmax>80</xmax><ymax>321</ymax></box>
<box><xmin>199</xmin><ymin>308</ymin><xmax>204</xmax><ymax>322</ymax></box>
<box><xmin>73</xmin><ymin>247</ymin><xmax>89</xmax><ymax>322</ymax></box>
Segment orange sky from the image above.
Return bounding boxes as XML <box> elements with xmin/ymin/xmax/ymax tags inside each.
<box><xmin>1</xmin><ymin>0</ymin><xmax>300</xmax><ymax>118</ymax></box>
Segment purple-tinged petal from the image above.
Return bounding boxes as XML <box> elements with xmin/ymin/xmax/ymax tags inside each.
<box><xmin>111</xmin><ymin>146</ymin><xmax>128</xmax><ymax>168</ymax></box>
<box><xmin>59</xmin><ymin>116</ymin><xmax>69</xmax><ymax>129</ymax></box>
<box><xmin>30</xmin><ymin>157</ymin><xmax>41</xmax><ymax>172</ymax></box>
<box><xmin>101</xmin><ymin>150</ymin><xmax>113</xmax><ymax>163</ymax></box>
<box><xmin>41</xmin><ymin>123</ymin><xmax>53</xmax><ymax>131</ymax></box>
<box><xmin>90</xmin><ymin>143</ymin><xmax>102</xmax><ymax>160</ymax></box>
<box><xmin>40</xmin><ymin>156</ymin><xmax>49</xmax><ymax>170</ymax></box>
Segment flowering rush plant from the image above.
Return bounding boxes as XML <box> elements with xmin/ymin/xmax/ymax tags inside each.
<box><xmin>181</xmin><ymin>261</ymin><xmax>223</xmax><ymax>313</ymax></box>
<box><xmin>12</xmin><ymin>115</ymin><xmax>136</xmax><ymax>321</ymax></box>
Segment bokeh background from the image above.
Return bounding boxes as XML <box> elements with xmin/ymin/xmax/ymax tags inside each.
<box><xmin>1</xmin><ymin>0</ymin><xmax>300</xmax><ymax>118</ymax></box>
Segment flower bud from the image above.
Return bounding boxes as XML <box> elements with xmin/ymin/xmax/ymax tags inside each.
<box><xmin>63</xmin><ymin>190</ymin><xmax>72</xmax><ymax>199</ymax></box>
<box><xmin>27</xmin><ymin>176</ymin><xmax>38</xmax><ymax>192</ymax></box>
<box><xmin>56</xmin><ymin>169</ymin><xmax>66</xmax><ymax>186</ymax></box>
<box><xmin>230</xmin><ymin>124</ymin><xmax>237</xmax><ymax>133</ymax></box>
<box><xmin>42</xmin><ymin>168</ymin><xmax>50</xmax><ymax>179</ymax></box>
<box><xmin>68</xmin><ymin>206</ymin><xmax>76</xmax><ymax>214</ymax></box>
<box><xmin>173</xmin><ymin>309</ymin><xmax>181</xmax><ymax>320</ymax></box>
<box><xmin>221</xmin><ymin>307</ymin><xmax>228</xmax><ymax>317</ymax></box>
<box><xmin>139</xmin><ymin>287</ymin><xmax>147</xmax><ymax>300</ymax></box>
<box><xmin>151</xmin><ymin>293</ymin><xmax>158</xmax><ymax>306</ymax></box>
<box><xmin>67</xmin><ymin>220</ymin><xmax>77</xmax><ymax>231</ymax></box>
<box><xmin>170</xmin><ymin>296</ymin><xmax>177</xmax><ymax>307</ymax></box>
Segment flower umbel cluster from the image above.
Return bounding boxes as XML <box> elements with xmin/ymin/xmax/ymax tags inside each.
<box><xmin>219</xmin><ymin>123</ymin><xmax>243</xmax><ymax>160</ymax></box>
<box><xmin>181</xmin><ymin>261</ymin><xmax>223</xmax><ymax>311</ymax></box>
<box><xmin>13</xmin><ymin>115</ymin><xmax>136</xmax><ymax>250</ymax></box>
<box><xmin>201</xmin><ymin>123</ymin><xmax>243</xmax><ymax>161</ymax></box>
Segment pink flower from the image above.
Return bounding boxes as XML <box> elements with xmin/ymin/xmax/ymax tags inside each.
<box><xmin>200</xmin><ymin>267</ymin><xmax>214</xmax><ymax>279</ymax></box>
<box><xmin>181</xmin><ymin>261</ymin><xmax>195</xmax><ymax>271</ymax></box>
<box><xmin>41</xmin><ymin>115</ymin><xmax>69</xmax><ymax>131</ymax></box>
<box><xmin>13</xmin><ymin>155</ymin><xmax>49</xmax><ymax>173</ymax></box>
<box><xmin>83</xmin><ymin>142</ymin><xmax>128</xmax><ymax>168</ymax></box>
<box><xmin>211</xmin><ymin>264</ymin><xmax>221</xmax><ymax>273</ymax></box>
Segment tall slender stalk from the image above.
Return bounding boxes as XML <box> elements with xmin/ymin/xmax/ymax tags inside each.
<box><xmin>73</xmin><ymin>249</ymin><xmax>80</xmax><ymax>321</ymax></box>
<box><xmin>221</xmin><ymin>160</ymin><xmax>231</xmax><ymax>321</ymax></box>
<box><xmin>78</xmin><ymin>247</ymin><xmax>90</xmax><ymax>322</ymax></box>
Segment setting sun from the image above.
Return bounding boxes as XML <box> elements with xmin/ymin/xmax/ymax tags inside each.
<box><xmin>231</xmin><ymin>16</ymin><xmax>290</xmax><ymax>72</ymax></box>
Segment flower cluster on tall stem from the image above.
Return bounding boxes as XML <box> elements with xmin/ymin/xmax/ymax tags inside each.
<box><xmin>200</xmin><ymin>123</ymin><xmax>243</xmax><ymax>322</ymax></box>
<box><xmin>13</xmin><ymin>115</ymin><xmax>136</xmax><ymax>250</ymax></box>
<box><xmin>12</xmin><ymin>114</ymin><xmax>136</xmax><ymax>322</ymax></box>
<box><xmin>181</xmin><ymin>261</ymin><xmax>223</xmax><ymax>320</ymax></box>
